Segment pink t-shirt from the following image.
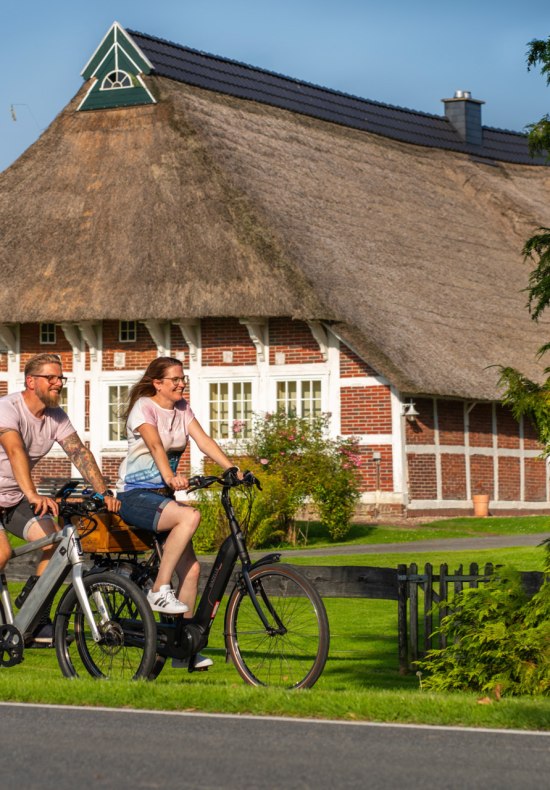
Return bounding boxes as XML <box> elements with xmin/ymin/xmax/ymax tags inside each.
<box><xmin>117</xmin><ymin>397</ymin><xmax>195</xmax><ymax>492</ymax></box>
<box><xmin>0</xmin><ymin>391</ymin><xmax>76</xmax><ymax>506</ymax></box>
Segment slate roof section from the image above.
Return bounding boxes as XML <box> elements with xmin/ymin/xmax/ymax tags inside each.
<box><xmin>129</xmin><ymin>29</ymin><xmax>545</xmax><ymax>166</ymax></box>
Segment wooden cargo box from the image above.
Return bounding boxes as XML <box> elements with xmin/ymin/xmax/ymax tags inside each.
<box><xmin>72</xmin><ymin>512</ymin><xmax>155</xmax><ymax>554</ymax></box>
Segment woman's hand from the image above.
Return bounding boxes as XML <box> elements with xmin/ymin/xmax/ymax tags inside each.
<box><xmin>167</xmin><ymin>474</ymin><xmax>189</xmax><ymax>491</ymax></box>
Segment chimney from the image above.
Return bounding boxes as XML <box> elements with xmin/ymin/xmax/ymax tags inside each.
<box><xmin>442</xmin><ymin>90</ymin><xmax>485</xmax><ymax>146</ymax></box>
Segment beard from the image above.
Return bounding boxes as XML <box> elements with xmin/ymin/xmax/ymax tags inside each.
<box><xmin>37</xmin><ymin>389</ymin><xmax>61</xmax><ymax>408</ymax></box>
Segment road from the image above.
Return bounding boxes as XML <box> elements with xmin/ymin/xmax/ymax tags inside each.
<box><xmin>0</xmin><ymin>703</ymin><xmax>548</xmax><ymax>789</ymax></box>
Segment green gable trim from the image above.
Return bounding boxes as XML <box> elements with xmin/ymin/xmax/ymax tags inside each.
<box><xmin>78</xmin><ymin>21</ymin><xmax>155</xmax><ymax>112</ymax></box>
<box><xmin>79</xmin><ymin>84</ymin><xmax>154</xmax><ymax>112</ymax></box>
<box><xmin>81</xmin><ymin>21</ymin><xmax>152</xmax><ymax>79</ymax></box>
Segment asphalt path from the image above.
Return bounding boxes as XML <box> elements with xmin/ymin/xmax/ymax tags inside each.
<box><xmin>266</xmin><ymin>531</ymin><xmax>550</xmax><ymax>558</ymax></box>
<box><xmin>0</xmin><ymin>703</ymin><xmax>549</xmax><ymax>790</ymax></box>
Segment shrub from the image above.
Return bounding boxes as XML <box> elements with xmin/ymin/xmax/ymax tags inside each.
<box><xmin>417</xmin><ymin>543</ymin><xmax>550</xmax><ymax>697</ymax></box>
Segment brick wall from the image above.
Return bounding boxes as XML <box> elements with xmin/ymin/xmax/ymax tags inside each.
<box><xmin>498</xmin><ymin>456</ymin><xmax>521</xmax><ymax>500</ymax></box>
<box><xmin>405</xmin><ymin>398</ymin><xmax>435</xmax><ymax>445</ymax></box>
<box><xmin>269</xmin><ymin>318</ymin><xmax>323</xmax><ymax>364</ymax></box>
<box><xmin>441</xmin><ymin>453</ymin><xmax>467</xmax><ymax>499</ymax></box>
<box><xmin>438</xmin><ymin>400</ymin><xmax>464</xmax><ymax>446</ymax></box>
<box><xmin>0</xmin><ymin>381</ymin><xmax>7</xmax><ymax>396</ymax></box>
<box><xmin>355</xmin><ymin>445</ymin><xmax>394</xmax><ymax>490</ymax></box>
<box><xmin>525</xmin><ymin>457</ymin><xmax>547</xmax><ymax>501</ymax></box>
<box><xmin>470</xmin><ymin>454</ymin><xmax>494</xmax><ymax>498</ymax></box>
<box><xmin>339</xmin><ymin>343</ymin><xmax>378</xmax><ymax>377</ymax></box>
<box><xmin>102</xmin><ymin>321</ymin><xmax>157</xmax><ymax>370</ymax></box>
<box><xmin>202</xmin><ymin>318</ymin><xmax>256</xmax><ymax>366</ymax></box>
<box><xmin>20</xmin><ymin>323</ymin><xmax>73</xmax><ymax>372</ymax></box>
<box><xmin>408</xmin><ymin>454</ymin><xmax>437</xmax><ymax>499</ymax></box>
<box><xmin>495</xmin><ymin>405</ymin><xmax>520</xmax><ymax>449</ymax></box>
<box><xmin>340</xmin><ymin>386</ymin><xmax>392</xmax><ymax>434</ymax></box>
<box><xmin>0</xmin><ymin>353</ymin><xmax>7</xmax><ymax>373</ymax></box>
<box><xmin>469</xmin><ymin>403</ymin><xmax>493</xmax><ymax>447</ymax></box>
<box><xmin>31</xmin><ymin>456</ymin><xmax>72</xmax><ymax>485</ymax></box>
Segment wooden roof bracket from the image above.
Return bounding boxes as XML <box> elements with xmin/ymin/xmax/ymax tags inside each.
<box><xmin>141</xmin><ymin>320</ymin><xmax>170</xmax><ymax>357</ymax></box>
<box><xmin>78</xmin><ymin>322</ymin><xmax>99</xmax><ymax>362</ymax></box>
<box><xmin>0</xmin><ymin>324</ymin><xmax>17</xmax><ymax>361</ymax></box>
<box><xmin>239</xmin><ymin>318</ymin><xmax>268</xmax><ymax>363</ymax></box>
<box><xmin>307</xmin><ymin>320</ymin><xmax>329</xmax><ymax>361</ymax></box>
<box><xmin>174</xmin><ymin>320</ymin><xmax>200</xmax><ymax>362</ymax></box>
<box><xmin>60</xmin><ymin>323</ymin><xmax>82</xmax><ymax>363</ymax></box>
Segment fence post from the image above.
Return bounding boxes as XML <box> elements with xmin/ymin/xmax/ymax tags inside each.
<box><xmin>409</xmin><ymin>562</ymin><xmax>419</xmax><ymax>664</ymax></box>
<box><xmin>424</xmin><ymin>563</ymin><xmax>433</xmax><ymax>654</ymax></box>
<box><xmin>397</xmin><ymin>563</ymin><xmax>408</xmax><ymax>674</ymax></box>
<box><xmin>439</xmin><ymin>563</ymin><xmax>448</xmax><ymax>649</ymax></box>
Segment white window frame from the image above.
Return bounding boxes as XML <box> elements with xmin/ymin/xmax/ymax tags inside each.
<box><xmin>98</xmin><ymin>373</ymin><xmax>138</xmax><ymax>451</ymax></box>
<box><xmin>40</xmin><ymin>323</ymin><xmax>56</xmax><ymax>345</ymax></box>
<box><xmin>272</xmin><ymin>376</ymin><xmax>325</xmax><ymax>421</ymax></box>
<box><xmin>100</xmin><ymin>70</ymin><xmax>133</xmax><ymax>90</ymax></box>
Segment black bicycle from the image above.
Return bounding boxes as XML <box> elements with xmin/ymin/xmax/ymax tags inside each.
<box><xmin>57</xmin><ymin>469</ymin><xmax>330</xmax><ymax>689</ymax></box>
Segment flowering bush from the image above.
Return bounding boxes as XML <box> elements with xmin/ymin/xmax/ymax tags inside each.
<box><xmin>194</xmin><ymin>412</ymin><xmax>361</xmax><ymax>548</ymax></box>
<box><xmin>249</xmin><ymin>412</ymin><xmax>361</xmax><ymax>543</ymax></box>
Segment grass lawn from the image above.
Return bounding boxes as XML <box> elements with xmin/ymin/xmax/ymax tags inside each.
<box><xmin>0</xmin><ymin>543</ymin><xmax>548</xmax><ymax>730</ymax></box>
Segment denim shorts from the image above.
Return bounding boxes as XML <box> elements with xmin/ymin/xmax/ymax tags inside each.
<box><xmin>118</xmin><ymin>489</ymin><xmax>175</xmax><ymax>533</ymax></box>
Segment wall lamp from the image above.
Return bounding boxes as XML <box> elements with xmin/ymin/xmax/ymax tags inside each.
<box><xmin>402</xmin><ymin>399</ymin><xmax>419</xmax><ymax>422</ymax></box>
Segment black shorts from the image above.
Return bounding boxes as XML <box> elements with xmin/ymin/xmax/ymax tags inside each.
<box><xmin>0</xmin><ymin>498</ymin><xmax>56</xmax><ymax>541</ymax></box>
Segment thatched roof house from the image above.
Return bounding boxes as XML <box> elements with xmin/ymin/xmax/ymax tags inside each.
<box><xmin>1</xmin><ymin>23</ymin><xmax>549</xmax><ymax>405</ymax></box>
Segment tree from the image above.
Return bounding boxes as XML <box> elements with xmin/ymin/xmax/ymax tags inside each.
<box><xmin>498</xmin><ymin>37</ymin><xmax>550</xmax><ymax>452</ymax></box>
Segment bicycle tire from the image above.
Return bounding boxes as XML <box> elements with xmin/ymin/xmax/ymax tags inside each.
<box><xmin>54</xmin><ymin>571</ymin><xmax>157</xmax><ymax>680</ymax></box>
<box><xmin>224</xmin><ymin>563</ymin><xmax>329</xmax><ymax>689</ymax></box>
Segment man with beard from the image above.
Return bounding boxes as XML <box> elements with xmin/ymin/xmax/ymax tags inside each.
<box><xmin>0</xmin><ymin>353</ymin><xmax>119</xmax><ymax>644</ymax></box>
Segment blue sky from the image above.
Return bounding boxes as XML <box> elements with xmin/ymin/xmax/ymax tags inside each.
<box><xmin>1</xmin><ymin>1</ymin><xmax>549</xmax><ymax>172</ymax></box>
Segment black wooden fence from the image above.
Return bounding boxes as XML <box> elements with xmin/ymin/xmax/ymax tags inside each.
<box><xmin>6</xmin><ymin>555</ymin><xmax>543</xmax><ymax>675</ymax></box>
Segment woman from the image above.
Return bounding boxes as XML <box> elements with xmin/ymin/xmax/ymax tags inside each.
<box><xmin>117</xmin><ymin>357</ymin><xmax>240</xmax><ymax>670</ymax></box>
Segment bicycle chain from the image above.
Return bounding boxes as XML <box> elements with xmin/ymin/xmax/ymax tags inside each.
<box><xmin>0</xmin><ymin>624</ymin><xmax>24</xmax><ymax>667</ymax></box>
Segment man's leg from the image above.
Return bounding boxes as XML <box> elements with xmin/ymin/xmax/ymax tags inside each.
<box><xmin>0</xmin><ymin>529</ymin><xmax>11</xmax><ymax>572</ymax></box>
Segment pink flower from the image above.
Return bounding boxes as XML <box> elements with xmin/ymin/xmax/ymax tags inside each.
<box><xmin>260</xmin><ymin>458</ymin><xmax>269</xmax><ymax>465</ymax></box>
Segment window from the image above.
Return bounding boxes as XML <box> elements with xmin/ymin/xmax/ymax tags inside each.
<box><xmin>276</xmin><ymin>380</ymin><xmax>322</xmax><ymax>420</ymax></box>
<box><xmin>209</xmin><ymin>381</ymin><xmax>252</xmax><ymax>440</ymax></box>
<box><xmin>119</xmin><ymin>321</ymin><xmax>137</xmax><ymax>342</ymax></box>
<box><xmin>108</xmin><ymin>385</ymin><xmax>129</xmax><ymax>441</ymax></box>
<box><xmin>101</xmin><ymin>71</ymin><xmax>133</xmax><ymax>90</ymax></box>
<box><xmin>40</xmin><ymin>323</ymin><xmax>56</xmax><ymax>344</ymax></box>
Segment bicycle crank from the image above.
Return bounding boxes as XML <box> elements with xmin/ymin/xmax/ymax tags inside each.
<box><xmin>0</xmin><ymin>624</ymin><xmax>24</xmax><ymax>667</ymax></box>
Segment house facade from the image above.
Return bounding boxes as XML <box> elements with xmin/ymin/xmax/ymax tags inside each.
<box><xmin>1</xmin><ymin>22</ymin><xmax>549</xmax><ymax>516</ymax></box>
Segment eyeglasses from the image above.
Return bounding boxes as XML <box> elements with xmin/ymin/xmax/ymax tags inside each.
<box><xmin>161</xmin><ymin>376</ymin><xmax>189</xmax><ymax>386</ymax></box>
<box><xmin>32</xmin><ymin>374</ymin><xmax>68</xmax><ymax>385</ymax></box>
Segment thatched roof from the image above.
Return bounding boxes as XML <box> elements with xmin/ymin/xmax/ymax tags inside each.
<box><xmin>1</xmin><ymin>27</ymin><xmax>550</xmax><ymax>401</ymax></box>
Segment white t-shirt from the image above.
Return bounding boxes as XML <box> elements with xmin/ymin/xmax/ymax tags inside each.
<box><xmin>117</xmin><ymin>397</ymin><xmax>195</xmax><ymax>492</ymax></box>
<box><xmin>0</xmin><ymin>391</ymin><xmax>75</xmax><ymax>507</ymax></box>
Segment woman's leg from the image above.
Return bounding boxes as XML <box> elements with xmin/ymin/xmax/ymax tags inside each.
<box><xmin>173</xmin><ymin>543</ymin><xmax>201</xmax><ymax>615</ymax></box>
<box><xmin>154</xmin><ymin>502</ymin><xmax>201</xmax><ymax>593</ymax></box>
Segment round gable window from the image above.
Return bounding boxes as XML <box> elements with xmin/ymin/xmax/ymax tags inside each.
<box><xmin>101</xmin><ymin>71</ymin><xmax>133</xmax><ymax>90</ymax></box>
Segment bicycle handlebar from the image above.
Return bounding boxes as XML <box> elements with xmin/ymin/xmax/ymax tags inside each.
<box><xmin>188</xmin><ymin>469</ymin><xmax>261</xmax><ymax>492</ymax></box>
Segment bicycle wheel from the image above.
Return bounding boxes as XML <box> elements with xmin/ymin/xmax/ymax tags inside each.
<box><xmin>224</xmin><ymin>563</ymin><xmax>329</xmax><ymax>689</ymax></box>
<box><xmin>54</xmin><ymin>571</ymin><xmax>157</xmax><ymax>680</ymax></box>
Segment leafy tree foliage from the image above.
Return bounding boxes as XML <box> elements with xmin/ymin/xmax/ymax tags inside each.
<box><xmin>498</xmin><ymin>39</ymin><xmax>550</xmax><ymax>451</ymax></box>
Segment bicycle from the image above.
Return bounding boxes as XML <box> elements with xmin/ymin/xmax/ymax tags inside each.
<box><xmin>60</xmin><ymin>469</ymin><xmax>330</xmax><ymax>689</ymax></box>
<box><xmin>0</xmin><ymin>508</ymin><xmax>157</xmax><ymax>680</ymax></box>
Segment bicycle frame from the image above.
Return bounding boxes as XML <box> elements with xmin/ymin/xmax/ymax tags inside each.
<box><xmin>153</xmin><ymin>479</ymin><xmax>281</xmax><ymax>660</ymax></box>
<box><xmin>0</xmin><ymin>524</ymin><xmax>102</xmax><ymax>645</ymax></box>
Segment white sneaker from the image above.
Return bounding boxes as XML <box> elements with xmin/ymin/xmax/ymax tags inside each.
<box><xmin>147</xmin><ymin>585</ymin><xmax>189</xmax><ymax>615</ymax></box>
<box><xmin>172</xmin><ymin>653</ymin><xmax>213</xmax><ymax>670</ymax></box>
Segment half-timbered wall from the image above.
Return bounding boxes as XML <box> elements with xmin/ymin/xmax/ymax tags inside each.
<box><xmin>0</xmin><ymin>320</ymin><xmax>547</xmax><ymax>515</ymax></box>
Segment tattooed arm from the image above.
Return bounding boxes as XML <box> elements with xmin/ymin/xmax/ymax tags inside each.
<box><xmin>59</xmin><ymin>432</ymin><xmax>120</xmax><ymax>513</ymax></box>
<box><xmin>0</xmin><ymin>427</ymin><xmax>58</xmax><ymax>516</ymax></box>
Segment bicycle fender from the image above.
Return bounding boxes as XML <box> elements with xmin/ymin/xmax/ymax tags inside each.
<box><xmin>249</xmin><ymin>553</ymin><xmax>281</xmax><ymax>571</ymax></box>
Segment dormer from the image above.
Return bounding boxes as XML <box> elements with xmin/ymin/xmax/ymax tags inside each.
<box><xmin>78</xmin><ymin>21</ymin><xmax>156</xmax><ymax>111</ymax></box>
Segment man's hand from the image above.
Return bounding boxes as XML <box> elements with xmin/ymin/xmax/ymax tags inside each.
<box><xmin>27</xmin><ymin>491</ymin><xmax>59</xmax><ymax>518</ymax></box>
<box><xmin>103</xmin><ymin>494</ymin><xmax>121</xmax><ymax>513</ymax></box>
